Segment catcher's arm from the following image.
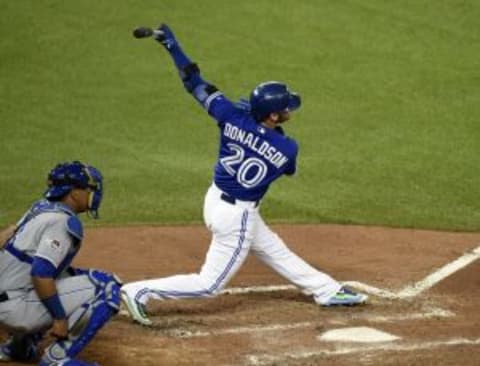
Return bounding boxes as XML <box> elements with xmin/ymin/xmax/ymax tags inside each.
<box><xmin>0</xmin><ymin>225</ymin><xmax>16</xmax><ymax>249</ymax></box>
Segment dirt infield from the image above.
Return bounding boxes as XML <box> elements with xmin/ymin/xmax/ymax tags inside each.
<box><xmin>2</xmin><ymin>224</ymin><xmax>479</xmax><ymax>365</ymax></box>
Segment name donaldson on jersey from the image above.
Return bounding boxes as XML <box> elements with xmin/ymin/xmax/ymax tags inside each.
<box><xmin>224</xmin><ymin>123</ymin><xmax>288</xmax><ymax>169</ymax></box>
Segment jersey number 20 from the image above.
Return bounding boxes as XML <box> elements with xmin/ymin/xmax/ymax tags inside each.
<box><xmin>220</xmin><ymin>143</ymin><xmax>267</xmax><ymax>188</ymax></box>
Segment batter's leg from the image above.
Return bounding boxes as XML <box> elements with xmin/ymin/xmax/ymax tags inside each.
<box><xmin>122</xmin><ymin>200</ymin><xmax>255</xmax><ymax>325</ymax></box>
<box><xmin>250</xmin><ymin>213</ymin><xmax>342</xmax><ymax>304</ymax></box>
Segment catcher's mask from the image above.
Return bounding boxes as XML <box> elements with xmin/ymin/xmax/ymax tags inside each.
<box><xmin>249</xmin><ymin>81</ymin><xmax>301</xmax><ymax>122</ymax></box>
<box><xmin>44</xmin><ymin>161</ymin><xmax>104</xmax><ymax>219</ymax></box>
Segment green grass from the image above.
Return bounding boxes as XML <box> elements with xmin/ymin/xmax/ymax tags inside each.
<box><xmin>1</xmin><ymin>0</ymin><xmax>479</xmax><ymax>231</ymax></box>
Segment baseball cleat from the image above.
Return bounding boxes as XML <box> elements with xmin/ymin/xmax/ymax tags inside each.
<box><xmin>120</xmin><ymin>290</ymin><xmax>152</xmax><ymax>326</ymax></box>
<box><xmin>0</xmin><ymin>336</ymin><xmax>37</xmax><ymax>363</ymax></box>
<box><xmin>0</xmin><ymin>344</ymin><xmax>11</xmax><ymax>362</ymax></box>
<box><xmin>322</xmin><ymin>287</ymin><xmax>368</xmax><ymax>306</ymax></box>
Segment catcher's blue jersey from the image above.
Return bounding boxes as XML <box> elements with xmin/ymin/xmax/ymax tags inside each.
<box><xmin>204</xmin><ymin>92</ymin><xmax>298</xmax><ymax>201</ymax></box>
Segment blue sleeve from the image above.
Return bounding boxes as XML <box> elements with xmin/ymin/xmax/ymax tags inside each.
<box><xmin>204</xmin><ymin>93</ymin><xmax>239</xmax><ymax>125</ymax></box>
<box><xmin>31</xmin><ymin>256</ymin><xmax>57</xmax><ymax>278</ymax></box>
<box><xmin>160</xmin><ymin>34</ymin><xmax>238</xmax><ymax>124</ymax></box>
<box><xmin>284</xmin><ymin>160</ymin><xmax>297</xmax><ymax>176</ymax></box>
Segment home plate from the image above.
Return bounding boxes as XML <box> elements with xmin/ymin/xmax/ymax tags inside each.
<box><xmin>318</xmin><ymin>327</ymin><xmax>401</xmax><ymax>343</ymax></box>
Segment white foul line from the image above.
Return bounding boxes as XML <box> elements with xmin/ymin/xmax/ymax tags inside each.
<box><xmin>342</xmin><ymin>281</ymin><xmax>397</xmax><ymax>299</ymax></box>
<box><xmin>118</xmin><ymin>244</ymin><xmax>478</xmax><ymax>333</ymax></box>
<box><xmin>247</xmin><ymin>338</ymin><xmax>480</xmax><ymax>365</ymax></box>
<box><xmin>396</xmin><ymin>245</ymin><xmax>480</xmax><ymax>298</ymax></box>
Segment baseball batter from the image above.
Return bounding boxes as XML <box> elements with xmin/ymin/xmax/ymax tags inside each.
<box><xmin>121</xmin><ymin>24</ymin><xmax>367</xmax><ymax>326</ymax></box>
<box><xmin>0</xmin><ymin>161</ymin><xmax>121</xmax><ymax>366</ymax></box>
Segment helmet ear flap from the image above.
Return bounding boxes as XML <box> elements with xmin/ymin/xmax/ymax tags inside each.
<box><xmin>287</xmin><ymin>93</ymin><xmax>301</xmax><ymax>111</ymax></box>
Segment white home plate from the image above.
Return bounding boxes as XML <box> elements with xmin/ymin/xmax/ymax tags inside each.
<box><xmin>318</xmin><ymin>327</ymin><xmax>400</xmax><ymax>343</ymax></box>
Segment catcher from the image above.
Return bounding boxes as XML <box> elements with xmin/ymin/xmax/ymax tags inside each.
<box><xmin>0</xmin><ymin>161</ymin><xmax>121</xmax><ymax>366</ymax></box>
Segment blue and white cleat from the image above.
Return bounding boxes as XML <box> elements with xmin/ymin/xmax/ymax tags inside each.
<box><xmin>322</xmin><ymin>287</ymin><xmax>368</xmax><ymax>306</ymax></box>
<box><xmin>120</xmin><ymin>289</ymin><xmax>152</xmax><ymax>326</ymax></box>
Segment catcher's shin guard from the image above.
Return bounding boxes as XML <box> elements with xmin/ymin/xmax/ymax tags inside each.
<box><xmin>41</xmin><ymin>271</ymin><xmax>121</xmax><ymax>365</ymax></box>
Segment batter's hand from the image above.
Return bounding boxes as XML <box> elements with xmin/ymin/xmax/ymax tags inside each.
<box><xmin>155</xmin><ymin>23</ymin><xmax>178</xmax><ymax>50</ymax></box>
<box><xmin>50</xmin><ymin>318</ymin><xmax>69</xmax><ymax>340</ymax></box>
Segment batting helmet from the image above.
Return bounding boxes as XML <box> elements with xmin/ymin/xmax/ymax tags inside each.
<box><xmin>44</xmin><ymin>161</ymin><xmax>103</xmax><ymax>218</ymax></box>
<box><xmin>249</xmin><ymin>81</ymin><xmax>301</xmax><ymax>122</ymax></box>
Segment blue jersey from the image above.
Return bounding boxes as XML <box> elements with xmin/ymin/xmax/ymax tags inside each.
<box><xmin>204</xmin><ymin>92</ymin><xmax>298</xmax><ymax>201</ymax></box>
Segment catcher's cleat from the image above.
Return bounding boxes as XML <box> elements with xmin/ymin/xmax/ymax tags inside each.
<box><xmin>322</xmin><ymin>287</ymin><xmax>368</xmax><ymax>306</ymax></box>
<box><xmin>0</xmin><ymin>344</ymin><xmax>11</xmax><ymax>362</ymax></box>
<box><xmin>0</xmin><ymin>336</ymin><xmax>38</xmax><ymax>363</ymax></box>
<box><xmin>120</xmin><ymin>290</ymin><xmax>152</xmax><ymax>326</ymax></box>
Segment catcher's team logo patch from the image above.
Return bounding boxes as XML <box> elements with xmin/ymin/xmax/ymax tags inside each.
<box><xmin>48</xmin><ymin>239</ymin><xmax>61</xmax><ymax>250</ymax></box>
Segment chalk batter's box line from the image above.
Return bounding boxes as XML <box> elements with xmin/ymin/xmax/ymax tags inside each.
<box><xmin>118</xmin><ymin>245</ymin><xmax>479</xmax><ymax>318</ymax></box>
<box><xmin>222</xmin><ymin>245</ymin><xmax>480</xmax><ymax>299</ymax></box>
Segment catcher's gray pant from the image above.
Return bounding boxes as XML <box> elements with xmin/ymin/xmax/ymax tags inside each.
<box><xmin>0</xmin><ymin>275</ymin><xmax>95</xmax><ymax>334</ymax></box>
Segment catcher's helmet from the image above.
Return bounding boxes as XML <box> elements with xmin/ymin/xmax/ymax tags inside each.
<box><xmin>249</xmin><ymin>81</ymin><xmax>301</xmax><ymax>122</ymax></box>
<box><xmin>44</xmin><ymin>161</ymin><xmax>103</xmax><ymax>218</ymax></box>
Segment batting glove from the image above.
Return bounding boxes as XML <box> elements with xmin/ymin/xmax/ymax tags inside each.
<box><xmin>155</xmin><ymin>23</ymin><xmax>178</xmax><ymax>50</ymax></box>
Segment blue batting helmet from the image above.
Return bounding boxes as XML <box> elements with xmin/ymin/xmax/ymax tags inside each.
<box><xmin>44</xmin><ymin>161</ymin><xmax>103</xmax><ymax>219</ymax></box>
<box><xmin>249</xmin><ymin>81</ymin><xmax>301</xmax><ymax>122</ymax></box>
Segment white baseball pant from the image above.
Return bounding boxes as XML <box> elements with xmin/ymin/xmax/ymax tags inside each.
<box><xmin>122</xmin><ymin>184</ymin><xmax>341</xmax><ymax>305</ymax></box>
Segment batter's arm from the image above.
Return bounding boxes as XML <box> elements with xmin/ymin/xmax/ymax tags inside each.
<box><xmin>155</xmin><ymin>24</ymin><xmax>236</xmax><ymax>122</ymax></box>
<box><xmin>284</xmin><ymin>140</ymin><xmax>299</xmax><ymax>176</ymax></box>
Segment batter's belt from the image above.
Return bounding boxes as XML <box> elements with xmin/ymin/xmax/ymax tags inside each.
<box><xmin>220</xmin><ymin>192</ymin><xmax>260</xmax><ymax>208</ymax></box>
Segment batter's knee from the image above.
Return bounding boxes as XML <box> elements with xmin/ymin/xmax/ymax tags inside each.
<box><xmin>199</xmin><ymin>276</ymin><xmax>226</xmax><ymax>297</ymax></box>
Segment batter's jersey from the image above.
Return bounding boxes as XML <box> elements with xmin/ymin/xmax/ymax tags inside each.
<box><xmin>204</xmin><ymin>92</ymin><xmax>299</xmax><ymax>202</ymax></box>
<box><xmin>0</xmin><ymin>200</ymin><xmax>81</xmax><ymax>292</ymax></box>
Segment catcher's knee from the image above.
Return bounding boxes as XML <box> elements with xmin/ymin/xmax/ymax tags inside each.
<box><xmin>86</xmin><ymin>269</ymin><xmax>122</xmax><ymax>311</ymax></box>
